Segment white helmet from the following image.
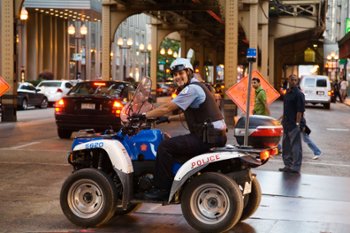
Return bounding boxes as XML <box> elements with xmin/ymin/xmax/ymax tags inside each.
<box><xmin>170</xmin><ymin>58</ymin><xmax>193</xmax><ymax>74</ymax></box>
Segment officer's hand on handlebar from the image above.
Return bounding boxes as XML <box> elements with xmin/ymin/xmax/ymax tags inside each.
<box><xmin>156</xmin><ymin>116</ymin><xmax>170</xmax><ymax>124</ymax></box>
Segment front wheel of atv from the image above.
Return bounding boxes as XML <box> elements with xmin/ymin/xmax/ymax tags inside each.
<box><xmin>60</xmin><ymin>168</ymin><xmax>117</xmax><ymax>227</ymax></box>
<box><xmin>240</xmin><ymin>177</ymin><xmax>262</xmax><ymax>221</ymax></box>
<box><xmin>181</xmin><ymin>172</ymin><xmax>243</xmax><ymax>233</ymax></box>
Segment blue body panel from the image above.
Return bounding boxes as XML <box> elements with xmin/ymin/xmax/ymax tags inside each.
<box><xmin>71</xmin><ymin>129</ymin><xmax>164</xmax><ymax>161</ymax></box>
<box><xmin>119</xmin><ymin>129</ymin><xmax>164</xmax><ymax>160</ymax></box>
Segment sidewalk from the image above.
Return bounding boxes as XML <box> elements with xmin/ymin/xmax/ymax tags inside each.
<box><xmin>343</xmin><ymin>97</ymin><xmax>350</xmax><ymax>106</ymax></box>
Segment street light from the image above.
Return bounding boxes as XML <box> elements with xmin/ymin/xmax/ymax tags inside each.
<box><xmin>20</xmin><ymin>7</ymin><xmax>29</xmax><ymax>21</ymax></box>
<box><xmin>139</xmin><ymin>43</ymin><xmax>152</xmax><ymax>77</ymax></box>
<box><xmin>326</xmin><ymin>52</ymin><xmax>339</xmax><ymax>80</ymax></box>
<box><xmin>159</xmin><ymin>47</ymin><xmax>178</xmax><ymax>81</ymax></box>
<box><xmin>117</xmin><ymin>37</ymin><xmax>133</xmax><ymax>80</ymax></box>
<box><xmin>68</xmin><ymin>23</ymin><xmax>88</xmax><ymax>80</ymax></box>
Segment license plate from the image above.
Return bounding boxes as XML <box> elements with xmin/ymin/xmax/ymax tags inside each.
<box><xmin>317</xmin><ymin>91</ymin><xmax>324</xmax><ymax>95</ymax></box>
<box><xmin>243</xmin><ymin>181</ymin><xmax>252</xmax><ymax>195</ymax></box>
<box><xmin>81</xmin><ymin>103</ymin><xmax>95</xmax><ymax>110</ymax></box>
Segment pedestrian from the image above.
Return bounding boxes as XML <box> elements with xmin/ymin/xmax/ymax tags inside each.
<box><xmin>300</xmin><ymin>118</ymin><xmax>322</xmax><ymax>160</ymax></box>
<box><xmin>76</xmin><ymin>72</ymin><xmax>81</xmax><ymax>80</ymax></box>
<box><xmin>279</xmin><ymin>74</ymin><xmax>305</xmax><ymax>174</ymax></box>
<box><xmin>340</xmin><ymin>78</ymin><xmax>348</xmax><ymax>102</ymax></box>
<box><xmin>332</xmin><ymin>79</ymin><xmax>342</xmax><ymax>103</ymax></box>
<box><xmin>252</xmin><ymin>77</ymin><xmax>270</xmax><ymax>116</ymax></box>
<box><xmin>136</xmin><ymin>57</ymin><xmax>227</xmax><ymax>200</ymax></box>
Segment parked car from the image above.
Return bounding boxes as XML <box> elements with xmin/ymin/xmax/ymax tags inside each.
<box><xmin>36</xmin><ymin>80</ymin><xmax>77</xmax><ymax>106</ymax></box>
<box><xmin>54</xmin><ymin>80</ymin><xmax>135</xmax><ymax>139</ymax></box>
<box><xmin>299</xmin><ymin>75</ymin><xmax>332</xmax><ymax>109</ymax></box>
<box><xmin>17</xmin><ymin>82</ymin><xmax>48</xmax><ymax>110</ymax></box>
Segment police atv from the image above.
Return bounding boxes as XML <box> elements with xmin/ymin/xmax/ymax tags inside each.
<box><xmin>60</xmin><ymin>77</ymin><xmax>282</xmax><ymax>233</ymax></box>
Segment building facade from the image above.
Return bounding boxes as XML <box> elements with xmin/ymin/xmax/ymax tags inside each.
<box><xmin>324</xmin><ymin>0</ymin><xmax>350</xmax><ymax>81</ymax></box>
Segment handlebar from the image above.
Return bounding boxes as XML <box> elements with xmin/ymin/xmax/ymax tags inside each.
<box><xmin>122</xmin><ymin>115</ymin><xmax>169</xmax><ymax>136</ymax></box>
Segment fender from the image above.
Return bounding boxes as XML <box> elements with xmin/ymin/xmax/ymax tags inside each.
<box><xmin>73</xmin><ymin>139</ymin><xmax>134</xmax><ymax>209</ymax></box>
<box><xmin>168</xmin><ymin>150</ymin><xmax>246</xmax><ymax>202</ymax></box>
<box><xmin>73</xmin><ymin>139</ymin><xmax>133</xmax><ymax>173</ymax></box>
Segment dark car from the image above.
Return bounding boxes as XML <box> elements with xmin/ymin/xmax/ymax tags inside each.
<box><xmin>54</xmin><ymin>80</ymin><xmax>135</xmax><ymax>139</ymax></box>
<box><xmin>17</xmin><ymin>82</ymin><xmax>48</xmax><ymax>110</ymax></box>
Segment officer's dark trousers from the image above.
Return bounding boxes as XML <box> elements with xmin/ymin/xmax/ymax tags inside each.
<box><xmin>154</xmin><ymin>133</ymin><xmax>212</xmax><ymax>190</ymax></box>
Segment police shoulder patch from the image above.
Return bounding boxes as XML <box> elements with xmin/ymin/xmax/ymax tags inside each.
<box><xmin>181</xmin><ymin>86</ymin><xmax>189</xmax><ymax>94</ymax></box>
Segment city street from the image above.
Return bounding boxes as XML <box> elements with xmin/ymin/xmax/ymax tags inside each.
<box><xmin>0</xmin><ymin>99</ymin><xmax>350</xmax><ymax>232</ymax></box>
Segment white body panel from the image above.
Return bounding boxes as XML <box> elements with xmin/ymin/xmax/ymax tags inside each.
<box><xmin>174</xmin><ymin>150</ymin><xmax>245</xmax><ymax>181</ymax></box>
<box><xmin>73</xmin><ymin>139</ymin><xmax>133</xmax><ymax>173</ymax></box>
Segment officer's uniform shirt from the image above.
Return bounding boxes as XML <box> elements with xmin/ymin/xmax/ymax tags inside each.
<box><xmin>172</xmin><ymin>78</ymin><xmax>226</xmax><ymax>130</ymax></box>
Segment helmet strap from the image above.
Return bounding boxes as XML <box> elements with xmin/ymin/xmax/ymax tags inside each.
<box><xmin>186</xmin><ymin>69</ymin><xmax>194</xmax><ymax>85</ymax></box>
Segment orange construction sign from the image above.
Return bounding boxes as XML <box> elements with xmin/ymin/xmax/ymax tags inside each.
<box><xmin>226</xmin><ymin>70</ymin><xmax>280</xmax><ymax>114</ymax></box>
<box><xmin>0</xmin><ymin>76</ymin><xmax>10</xmax><ymax>97</ymax></box>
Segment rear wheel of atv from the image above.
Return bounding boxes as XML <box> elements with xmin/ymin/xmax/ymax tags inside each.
<box><xmin>181</xmin><ymin>172</ymin><xmax>243</xmax><ymax>233</ymax></box>
<box><xmin>240</xmin><ymin>177</ymin><xmax>262</xmax><ymax>221</ymax></box>
<box><xmin>60</xmin><ymin>168</ymin><xmax>117</xmax><ymax>227</ymax></box>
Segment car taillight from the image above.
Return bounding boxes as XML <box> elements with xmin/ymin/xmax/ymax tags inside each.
<box><xmin>55</xmin><ymin>99</ymin><xmax>65</xmax><ymax>113</ymax></box>
<box><xmin>112</xmin><ymin>100</ymin><xmax>123</xmax><ymax>117</ymax></box>
<box><xmin>93</xmin><ymin>82</ymin><xmax>106</xmax><ymax>87</ymax></box>
<box><xmin>57</xmin><ymin>88</ymin><xmax>63</xmax><ymax>93</ymax></box>
<box><xmin>328</xmin><ymin>90</ymin><xmax>333</xmax><ymax>96</ymax></box>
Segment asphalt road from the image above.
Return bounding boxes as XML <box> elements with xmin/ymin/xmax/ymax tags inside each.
<box><xmin>0</xmin><ymin>99</ymin><xmax>350</xmax><ymax>232</ymax></box>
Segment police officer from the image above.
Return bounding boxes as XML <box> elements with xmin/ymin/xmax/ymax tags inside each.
<box><xmin>142</xmin><ymin>58</ymin><xmax>227</xmax><ymax>200</ymax></box>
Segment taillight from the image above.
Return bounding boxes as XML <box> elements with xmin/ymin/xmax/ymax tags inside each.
<box><xmin>56</xmin><ymin>88</ymin><xmax>63</xmax><ymax>93</ymax></box>
<box><xmin>260</xmin><ymin>150</ymin><xmax>270</xmax><ymax>161</ymax></box>
<box><xmin>112</xmin><ymin>100</ymin><xmax>123</xmax><ymax>117</ymax></box>
<box><xmin>55</xmin><ymin>99</ymin><xmax>65</xmax><ymax>113</ymax></box>
<box><xmin>93</xmin><ymin>82</ymin><xmax>106</xmax><ymax>87</ymax></box>
<box><xmin>328</xmin><ymin>90</ymin><xmax>333</xmax><ymax>96</ymax></box>
<box><xmin>259</xmin><ymin>147</ymin><xmax>279</xmax><ymax>162</ymax></box>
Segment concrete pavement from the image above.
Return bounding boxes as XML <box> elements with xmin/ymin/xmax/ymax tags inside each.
<box><xmin>343</xmin><ymin>97</ymin><xmax>350</xmax><ymax>106</ymax></box>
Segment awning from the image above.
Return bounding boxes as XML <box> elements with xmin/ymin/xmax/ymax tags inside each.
<box><xmin>338</xmin><ymin>32</ymin><xmax>350</xmax><ymax>59</ymax></box>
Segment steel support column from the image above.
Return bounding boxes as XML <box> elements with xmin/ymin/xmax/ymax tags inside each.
<box><xmin>260</xmin><ymin>0</ymin><xmax>269</xmax><ymax>80</ymax></box>
<box><xmin>101</xmin><ymin>1</ymin><xmax>111</xmax><ymax>80</ymax></box>
<box><xmin>150</xmin><ymin>18</ymin><xmax>159</xmax><ymax>93</ymax></box>
<box><xmin>224</xmin><ymin>0</ymin><xmax>238</xmax><ymax>88</ymax></box>
<box><xmin>1</xmin><ymin>0</ymin><xmax>17</xmax><ymax>122</ymax></box>
<box><xmin>249</xmin><ymin>0</ymin><xmax>259</xmax><ymax>71</ymax></box>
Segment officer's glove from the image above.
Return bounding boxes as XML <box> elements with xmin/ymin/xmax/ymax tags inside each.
<box><xmin>156</xmin><ymin>116</ymin><xmax>170</xmax><ymax>124</ymax></box>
